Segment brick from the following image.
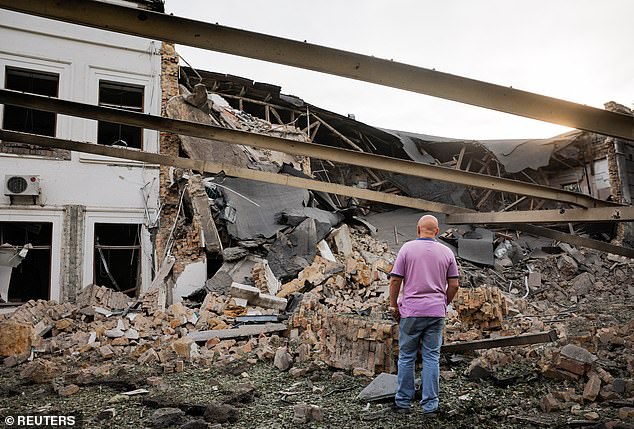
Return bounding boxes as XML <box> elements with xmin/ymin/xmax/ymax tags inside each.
<box><xmin>172</xmin><ymin>337</ymin><xmax>197</xmax><ymax>360</ymax></box>
<box><xmin>619</xmin><ymin>407</ymin><xmax>634</xmax><ymax>419</ymax></box>
<box><xmin>99</xmin><ymin>345</ymin><xmax>115</xmax><ymax>359</ymax></box>
<box><xmin>583</xmin><ymin>374</ymin><xmax>601</xmax><ymax>402</ymax></box>
<box><xmin>0</xmin><ymin>320</ymin><xmax>34</xmax><ymax>357</ymax></box>
<box><xmin>138</xmin><ymin>348</ymin><xmax>158</xmax><ymax>365</ymax></box>
<box><xmin>540</xmin><ymin>393</ymin><xmax>561</xmax><ymax>413</ymax></box>
<box><xmin>543</xmin><ymin>367</ymin><xmax>581</xmax><ymax>381</ymax></box>
<box><xmin>58</xmin><ymin>384</ymin><xmax>80</xmax><ymax>397</ymax></box>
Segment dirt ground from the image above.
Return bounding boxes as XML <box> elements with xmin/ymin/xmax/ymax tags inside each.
<box><xmin>1</xmin><ymin>321</ymin><xmax>632</xmax><ymax>429</ymax></box>
<box><xmin>0</xmin><ymin>356</ymin><xmax>553</xmax><ymax>429</ymax></box>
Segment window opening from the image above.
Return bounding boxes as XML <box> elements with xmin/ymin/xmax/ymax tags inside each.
<box><xmin>3</xmin><ymin>67</ymin><xmax>59</xmax><ymax>136</ymax></box>
<box><xmin>0</xmin><ymin>222</ymin><xmax>52</xmax><ymax>304</ymax></box>
<box><xmin>97</xmin><ymin>81</ymin><xmax>144</xmax><ymax>149</ymax></box>
<box><xmin>93</xmin><ymin>223</ymin><xmax>141</xmax><ymax>297</ymax></box>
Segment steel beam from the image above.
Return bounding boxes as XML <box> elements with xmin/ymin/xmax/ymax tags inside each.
<box><xmin>508</xmin><ymin>224</ymin><xmax>634</xmax><ymax>259</ymax></box>
<box><xmin>0</xmin><ymin>130</ymin><xmax>469</xmax><ymax>215</ymax></box>
<box><xmin>441</xmin><ymin>330</ymin><xmax>558</xmax><ymax>353</ymax></box>
<box><xmin>1</xmin><ymin>0</ymin><xmax>633</xmax><ymax>140</ymax></box>
<box><xmin>0</xmin><ymin>89</ymin><xmax>611</xmax><ymax>209</ymax></box>
<box><xmin>3</xmin><ymin>129</ymin><xmax>633</xmax><ymax>259</ymax></box>
<box><xmin>446</xmin><ymin>206</ymin><xmax>634</xmax><ymax>224</ymax></box>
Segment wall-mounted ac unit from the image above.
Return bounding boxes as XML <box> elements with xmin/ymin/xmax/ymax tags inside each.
<box><xmin>4</xmin><ymin>175</ymin><xmax>41</xmax><ymax>196</ymax></box>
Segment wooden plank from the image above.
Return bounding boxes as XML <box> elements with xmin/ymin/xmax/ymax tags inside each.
<box><xmin>269</xmin><ymin>106</ymin><xmax>284</xmax><ymax>125</ymax></box>
<box><xmin>455</xmin><ymin>145</ymin><xmax>466</xmax><ymax>170</ymax></box>
<box><xmin>188</xmin><ymin>323</ymin><xmax>287</xmax><ymax>342</ymax></box>
<box><xmin>312</xmin><ymin>113</ymin><xmax>365</xmax><ymax>152</ymax></box>
<box><xmin>502</xmin><ymin>196</ymin><xmax>527</xmax><ymax>211</ymax></box>
<box><xmin>441</xmin><ymin>330</ymin><xmax>558</xmax><ymax>353</ymax></box>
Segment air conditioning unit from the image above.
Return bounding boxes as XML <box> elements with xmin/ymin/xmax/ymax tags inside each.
<box><xmin>4</xmin><ymin>175</ymin><xmax>41</xmax><ymax>196</ymax></box>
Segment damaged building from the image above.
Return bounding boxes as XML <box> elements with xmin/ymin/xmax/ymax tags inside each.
<box><xmin>0</xmin><ymin>1</ymin><xmax>165</xmax><ymax>304</ymax></box>
<box><xmin>0</xmin><ymin>1</ymin><xmax>634</xmax><ymax>427</ymax></box>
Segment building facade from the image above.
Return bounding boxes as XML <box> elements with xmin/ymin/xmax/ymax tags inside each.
<box><xmin>0</xmin><ymin>5</ymin><xmax>163</xmax><ymax>303</ymax></box>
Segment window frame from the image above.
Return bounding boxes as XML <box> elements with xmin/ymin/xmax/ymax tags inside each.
<box><xmin>97</xmin><ymin>79</ymin><xmax>145</xmax><ymax>149</ymax></box>
<box><xmin>80</xmin><ymin>67</ymin><xmax>159</xmax><ymax>164</ymax></box>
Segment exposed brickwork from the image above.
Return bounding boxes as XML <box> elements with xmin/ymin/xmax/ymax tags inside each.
<box><xmin>156</xmin><ymin>42</ymin><xmax>204</xmax><ymax>278</ymax></box>
<box><xmin>0</xmin><ymin>143</ymin><xmax>70</xmax><ymax>160</ymax></box>
<box><xmin>60</xmin><ymin>205</ymin><xmax>85</xmax><ymax>302</ymax></box>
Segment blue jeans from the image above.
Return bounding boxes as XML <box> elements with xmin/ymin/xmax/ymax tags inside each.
<box><xmin>395</xmin><ymin>317</ymin><xmax>444</xmax><ymax>413</ymax></box>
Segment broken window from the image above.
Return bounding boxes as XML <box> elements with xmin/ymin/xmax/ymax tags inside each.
<box><xmin>562</xmin><ymin>182</ymin><xmax>582</xmax><ymax>193</ymax></box>
<box><xmin>93</xmin><ymin>223</ymin><xmax>141</xmax><ymax>297</ymax></box>
<box><xmin>97</xmin><ymin>81</ymin><xmax>144</xmax><ymax>149</ymax></box>
<box><xmin>0</xmin><ymin>222</ymin><xmax>51</xmax><ymax>304</ymax></box>
<box><xmin>2</xmin><ymin>66</ymin><xmax>59</xmax><ymax>136</ymax></box>
<box><xmin>593</xmin><ymin>159</ymin><xmax>611</xmax><ymax>200</ymax></box>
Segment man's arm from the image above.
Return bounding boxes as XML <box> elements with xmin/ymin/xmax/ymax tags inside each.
<box><xmin>446</xmin><ymin>278</ymin><xmax>459</xmax><ymax>305</ymax></box>
<box><xmin>388</xmin><ymin>276</ymin><xmax>403</xmax><ymax>321</ymax></box>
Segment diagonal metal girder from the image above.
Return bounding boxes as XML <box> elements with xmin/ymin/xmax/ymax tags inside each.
<box><xmin>3</xmin><ymin>129</ymin><xmax>633</xmax><ymax>259</ymax></box>
<box><xmin>0</xmin><ymin>89</ymin><xmax>612</xmax><ymax>208</ymax></box>
<box><xmin>1</xmin><ymin>0</ymin><xmax>633</xmax><ymax>141</ymax></box>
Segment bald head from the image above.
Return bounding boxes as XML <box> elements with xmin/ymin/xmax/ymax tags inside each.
<box><xmin>417</xmin><ymin>215</ymin><xmax>439</xmax><ymax>238</ymax></box>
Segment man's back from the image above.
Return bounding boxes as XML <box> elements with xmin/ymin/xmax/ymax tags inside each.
<box><xmin>391</xmin><ymin>238</ymin><xmax>458</xmax><ymax>318</ymax></box>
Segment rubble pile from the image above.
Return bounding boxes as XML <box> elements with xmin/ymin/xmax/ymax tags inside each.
<box><xmin>0</xmin><ymin>284</ymin><xmax>293</xmax><ymax>375</ymax></box>
<box><xmin>451</xmin><ymin>286</ymin><xmax>508</xmax><ymax>331</ymax></box>
<box><xmin>288</xmin><ymin>292</ymin><xmax>398</xmax><ymax>376</ymax></box>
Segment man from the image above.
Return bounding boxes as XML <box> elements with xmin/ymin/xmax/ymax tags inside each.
<box><xmin>389</xmin><ymin>214</ymin><xmax>460</xmax><ymax>415</ymax></box>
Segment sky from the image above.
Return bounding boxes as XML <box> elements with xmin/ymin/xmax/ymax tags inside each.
<box><xmin>164</xmin><ymin>1</ymin><xmax>634</xmax><ymax>140</ymax></box>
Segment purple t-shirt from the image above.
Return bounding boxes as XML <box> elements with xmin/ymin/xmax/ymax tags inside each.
<box><xmin>390</xmin><ymin>238</ymin><xmax>459</xmax><ymax>318</ymax></box>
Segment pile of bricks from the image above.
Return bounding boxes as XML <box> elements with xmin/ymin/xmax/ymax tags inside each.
<box><xmin>288</xmin><ymin>293</ymin><xmax>397</xmax><ymax>375</ymax></box>
<box><xmin>75</xmin><ymin>283</ymin><xmax>132</xmax><ymax>311</ymax></box>
<box><xmin>452</xmin><ymin>285</ymin><xmax>508</xmax><ymax>330</ymax></box>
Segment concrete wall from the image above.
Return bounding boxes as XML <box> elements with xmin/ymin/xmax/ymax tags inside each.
<box><xmin>0</xmin><ymin>9</ymin><xmax>162</xmax><ymax>301</ymax></box>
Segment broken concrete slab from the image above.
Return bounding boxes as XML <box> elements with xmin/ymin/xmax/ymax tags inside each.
<box><xmin>317</xmin><ymin>240</ymin><xmax>336</xmax><ymax>262</ymax></box>
<box><xmin>267</xmin><ymin>217</ymin><xmax>332</xmax><ymax>282</ymax></box>
<box><xmin>328</xmin><ymin>224</ymin><xmax>353</xmax><ymax>256</ymax></box>
<box><xmin>356</xmin><ymin>372</ymin><xmax>399</xmax><ymax>401</ymax></box>
<box><xmin>187</xmin><ymin>323</ymin><xmax>287</xmax><ymax>342</ymax></box>
<box><xmin>230</xmin><ymin>283</ymin><xmax>261</xmax><ymax>301</ymax></box>
<box><xmin>230</xmin><ymin>282</ymin><xmax>287</xmax><ymax>311</ymax></box>
<box><xmin>187</xmin><ymin>174</ymin><xmax>222</xmax><ymax>254</ymax></box>
<box><xmin>280</xmin><ymin>207</ymin><xmax>343</xmax><ymax>229</ymax></box>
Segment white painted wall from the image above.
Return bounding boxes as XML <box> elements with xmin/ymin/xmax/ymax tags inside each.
<box><xmin>0</xmin><ymin>9</ymin><xmax>162</xmax><ymax>300</ymax></box>
<box><xmin>173</xmin><ymin>261</ymin><xmax>207</xmax><ymax>303</ymax></box>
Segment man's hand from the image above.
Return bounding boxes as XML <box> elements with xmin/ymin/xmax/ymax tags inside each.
<box><xmin>389</xmin><ymin>306</ymin><xmax>400</xmax><ymax>323</ymax></box>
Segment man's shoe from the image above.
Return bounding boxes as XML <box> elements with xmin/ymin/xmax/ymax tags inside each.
<box><xmin>422</xmin><ymin>406</ymin><xmax>442</xmax><ymax>418</ymax></box>
<box><xmin>391</xmin><ymin>404</ymin><xmax>412</xmax><ymax>414</ymax></box>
